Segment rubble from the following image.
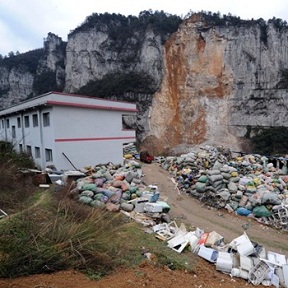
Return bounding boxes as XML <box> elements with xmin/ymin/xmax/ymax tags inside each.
<box><xmin>61</xmin><ymin>144</ymin><xmax>288</xmax><ymax>286</ymax></box>
<box><xmin>157</xmin><ymin>146</ymin><xmax>288</xmax><ymax>231</ymax></box>
<box><xmin>65</xmin><ymin>160</ymin><xmax>170</xmax><ymax>225</ymax></box>
<box><xmin>123</xmin><ymin>142</ymin><xmax>139</xmax><ymax>160</ymax></box>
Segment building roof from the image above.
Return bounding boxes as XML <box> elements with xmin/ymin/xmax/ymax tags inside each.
<box><xmin>0</xmin><ymin>91</ymin><xmax>137</xmax><ymax>116</ymax></box>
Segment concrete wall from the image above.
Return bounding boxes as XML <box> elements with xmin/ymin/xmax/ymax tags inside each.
<box><xmin>53</xmin><ymin>105</ymin><xmax>134</xmax><ymax>169</ymax></box>
<box><xmin>0</xmin><ymin>92</ymin><xmax>136</xmax><ymax>170</ymax></box>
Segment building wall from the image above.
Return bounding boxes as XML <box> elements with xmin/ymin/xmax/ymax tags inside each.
<box><xmin>0</xmin><ymin>107</ymin><xmax>56</xmax><ymax>169</ymax></box>
<box><xmin>52</xmin><ymin>105</ymin><xmax>135</xmax><ymax>169</ymax></box>
<box><xmin>0</xmin><ymin>92</ymin><xmax>136</xmax><ymax>171</ymax></box>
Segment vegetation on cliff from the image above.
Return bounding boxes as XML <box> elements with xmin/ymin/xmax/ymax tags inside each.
<box><xmin>0</xmin><ymin>48</ymin><xmax>44</xmax><ymax>74</ymax></box>
<box><xmin>251</xmin><ymin>127</ymin><xmax>288</xmax><ymax>155</ymax></box>
<box><xmin>69</xmin><ymin>10</ymin><xmax>182</xmax><ymax>44</ymax></box>
<box><xmin>77</xmin><ymin>71</ymin><xmax>156</xmax><ymax>99</ymax></box>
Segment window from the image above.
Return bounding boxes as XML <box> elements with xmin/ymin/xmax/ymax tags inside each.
<box><xmin>35</xmin><ymin>147</ymin><xmax>40</xmax><ymax>158</ymax></box>
<box><xmin>12</xmin><ymin>126</ymin><xmax>16</xmax><ymax>138</ymax></box>
<box><xmin>26</xmin><ymin>145</ymin><xmax>32</xmax><ymax>156</ymax></box>
<box><xmin>6</xmin><ymin>119</ymin><xmax>9</xmax><ymax>128</ymax></box>
<box><xmin>43</xmin><ymin>112</ymin><xmax>50</xmax><ymax>127</ymax></box>
<box><xmin>19</xmin><ymin>144</ymin><xmax>23</xmax><ymax>153</ymax></box>
<box><xmin>45</xmin><ymin>149</ymin><xmax>53</xmax><ymax>162</ymax></box>
<box><xmin>24</xmin><ymin>116</ymin><xmax>29</xmax><ymax>127</ymax></box>
<box><xmin>122</xmin><ymin>114</ymin><xmax>135</xmax><ymax>130</ymax></box>
<box><xmin>32</xmin><ymin>114</ymin><xmax>38</xmax><ymax>127</ymax></box>
<box><xmin>1</xmin><ymin>119</ymin><xmax>4</xmax><ymax>129</ymax></box>
<box><xmin>17</xmin><ymin>117</ymin><xmax>21</xmax><ymax>128</ymax></box>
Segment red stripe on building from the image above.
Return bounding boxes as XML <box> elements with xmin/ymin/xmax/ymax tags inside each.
<box><xmin>55</xmin><ymin>136</ymin><xmax>136</xmax><ymax>142</ymax></box>
<box><xmin>46</xmin><ymin>100</ymin><xmax>138</xmax><ymax>112</ymax></box>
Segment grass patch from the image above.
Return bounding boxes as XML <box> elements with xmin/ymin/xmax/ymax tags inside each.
<box><xmin>0</xmin><ymin>143</ymin><xmax>197</xmax><ymax>279</ymax></box>
<box><xmin>0</xmin><ymin>184</ymin><xmax>197</xmax><ymax>279</ymax></box>
<box><xmin>105</xmin><ymin>219</ymin><xmax>196</xmax><ymax>272</ymax></box>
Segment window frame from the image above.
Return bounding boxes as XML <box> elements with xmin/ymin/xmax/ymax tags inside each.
<box><xmin>32</xmin><ymin>114</ymin><xmax>38</xmax><ymax>127</ymax></box>
<box><xmin>45</xmin><ymin>148</ymin><xmax>53</xmax><ymax>162</ymax></box>
<box><xmin>11</xmin><ymin>125</ymin><xmax>16</xmax><ymax>138</ymax></box>
<box><xmin>17</xmin><ymin>117</ymin><xmax>21</xmax><ymax>128</ymax></box>
<box><xmin>43</xmin><ymin>112</ymin><xmax>50</xmax><ymax>127</ymax></box>
<box><xmin>35</xmin><ymin>146</ymin><xmax>40</xmax><ymax>158</ymax></box>
<box><xmin>26</xmin><ymin>145</ymin><xmax>32</xmax><ymax>156</ymax></box>
<box><xmin>24</xmin><ymin>116</ymin><xmax>30</xmax><ymax>128</ymax></box>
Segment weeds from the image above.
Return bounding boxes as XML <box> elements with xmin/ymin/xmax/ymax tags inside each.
<box><xmin>0</xmin><ymin>155</ymin><xmax>196</xmax><ymax>279</ymax></box>
<box><xmin>0</xmin><ymin>141</ymin><xmax>35</xmax><ymax>213</ymax></box>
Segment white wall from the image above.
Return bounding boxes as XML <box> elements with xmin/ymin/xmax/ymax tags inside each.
<box><xmin>52</xmin><ymin>105</ymin><xmax>133</xmax><ymax>170</ymax></box>
<box><xmin>0</xmin><ymin>92</ymin><xmax>136</xmax><ymax>171</ymax></box>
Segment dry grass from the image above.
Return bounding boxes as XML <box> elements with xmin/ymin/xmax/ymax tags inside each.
<box><xmin>0</xmin><ymin>163</ymin><xmax>196</xmax><ymax>279</ymax></box>
<box><xmin>0</xmin><ymin>161</ymin><xmax>35</xmax><ymax>214</ymax></box>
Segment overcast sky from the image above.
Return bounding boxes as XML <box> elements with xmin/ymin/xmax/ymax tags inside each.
<box><xmin>0</xmin><ymin>0</ymin><xmax>287</xmax><ymax>56</ymax></box>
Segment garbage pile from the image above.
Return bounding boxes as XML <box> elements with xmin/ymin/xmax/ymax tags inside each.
<box><xmin>150</xmin><ymin>221</ymin><xmax>288</xmax><ymax>287</ymax></box>
<box><xmin>158</xmin><ymin>146</ymin><xmax>288</xmax><ymax>230</ymax></box>
<box><xmin>123</xmin><ymin>142</ymin><xmax>139</xmax><ymax>160</ymax></box>
<box><xmin>67</xmin><ymin>161</ymin><xmax>170</xmax><ymax>221</ymax></box>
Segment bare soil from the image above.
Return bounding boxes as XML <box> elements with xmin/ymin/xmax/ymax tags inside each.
<box><xmin>0</xmin><ymin>162</ymin><xmax>287</xmax><ymax>288</ymax></box>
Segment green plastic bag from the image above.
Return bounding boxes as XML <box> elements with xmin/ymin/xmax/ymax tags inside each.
<box><xmin>253</xmin><ymin>205</ymin><xmax>272</xmax><ymax>217</ymax></box>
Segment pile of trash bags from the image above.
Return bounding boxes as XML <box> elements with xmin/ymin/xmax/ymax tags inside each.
<box><xmin>66</xmin><ymin>161</ymin><xmax>170</xmax><ymax>217</ymax></box>
<box><xmin>157</xmin><ymin>146</ymin><xmax>288</xmax><ymax>230</ymax></box>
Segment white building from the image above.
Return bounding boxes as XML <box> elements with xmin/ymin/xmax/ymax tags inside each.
<box><xmin>0</xmin><ymin>91</ymin><xmax>137</xmax><ymax>171</ymax></box>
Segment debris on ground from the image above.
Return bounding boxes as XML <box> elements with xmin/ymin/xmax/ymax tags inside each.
<box><xmin>148</xmin><ymin>220</ymin><xmax>288</xmax><ymax>287</ymax></box>
<box><xmin>58</xmin><ymin>144</ymin><xmax>288</xmax><ymax>287</ymax></box>
<box><xmin>0</xmin><ymin>208</ymin><xmax>8</xmax><ymax>219</ymax></box>
<box><xmin>140</xmin><ymin>150</ymin><xmax>155</xmax><ymax>163</ymax></box>
<box><xmin>123</xmin><ymin>142</ymin><xmax>139</xmax><ymax>160</ymax></box>
<box><xmin>157</xmin><ymin>146</ymin><xmax>288</xmax><ymax>231</ymax></box>
<box><xmin>65</xmin><ymin>160</ymin><xmax>170</xmax><ymax>225</ymax></box>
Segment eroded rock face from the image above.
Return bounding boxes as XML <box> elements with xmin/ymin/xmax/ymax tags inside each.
<box><xmin>39</xmin><ymin>33</ymin><xmax>66</xmax><ymax>89</ymax></box>
<box><xmin>1</xmin><ymin>14</ymin><xmax>288</xmax><ymax>154</ymax></box>
<box><xmin>141</xmin><ymin>15</ymin><xmax>288</xmax><ymax>154</ymax></box>
<box><xmin>64</xmin><ymin>28</ymin><xmax>164</xmax><ymax>92</ymax></box>
<box><xmin>0</xmin><ymin>66</ymin><xmax>34</xmax><ymax>108</ymax></box>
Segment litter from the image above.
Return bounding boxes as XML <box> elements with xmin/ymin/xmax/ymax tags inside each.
<box><xmin>216</xmin><ymin>251</ymin><xmax>233</xmax><ymax>273</ymax></box>
<box><xmin>0</xmin><ymin>208</ymin><xmax>8</xmax><ymax>219</ymax></box>
<box><xmin>197</xmin><ymin>245</ymin><xmax>218</xmax><ymax>263</ymax></box>
<box><xmin>248</xmin><ymin>260</ymin><xmax>270</xmax><ymax>285</ymax></box>
<box><xmin>229</xmin><ymin>232</ymin><xmax>255</xmax><ymax>256</ymax></box>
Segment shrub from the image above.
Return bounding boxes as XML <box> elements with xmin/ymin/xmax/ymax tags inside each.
<box><xmin>250</xmin><ymin>127</ymin><xmax>288</xmax><ymax>155</ymax></box>
<box><xmin>0</xmin><ymin>184</ymin><xmax>196</xmax><ymax>278</ymax></box>
<box><xmin>0</xmin><ymin>141</ymin><xmax>35</xmax><ymax>213</ymax></box>
<box><xmin>0</xmin><ymin>141</ymin><xmax>34</xmax><ymax>168</ymax></box>
<box><xmin>77</xmin><ymin>71</ymin><xmax>156</xmax><ymax>98</ymax></box>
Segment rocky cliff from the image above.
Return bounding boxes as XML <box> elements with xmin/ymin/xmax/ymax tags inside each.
<box><xmin>1</xmin><ymin>12</ymin><xmax>288</xmax><ymax>154</ymax></box>
<box><xmin>142</xmin><ymin>14</ymin><xmax>288</xmax><ymax>154</ymax></box>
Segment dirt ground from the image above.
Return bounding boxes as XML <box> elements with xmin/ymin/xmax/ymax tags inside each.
<box><xmin>0</xmin><ymin>162</ymin><xmax>287</xmax><ymax>288</ymax></box>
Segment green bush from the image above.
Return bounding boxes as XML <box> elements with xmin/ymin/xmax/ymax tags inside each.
<box><xmin>250</xmin><ymin>127</ymin><xmax>288</xmax><ymax>155</ymax></box>
<box><xmin>0</xmin><ymin>141</ymin><xmax>34</xmax><ymax>168</ymax></box>
<box><xmin>32</xmin><ymin>70</ymin><xmax>58</xmax><ymax>95</ymax></box>
<box><xmin>0</xmin><ymin>141</ymin><xmax>35</xmax><ymax>213</ymax></box>
<box><xmin>77</xmin><ymin>71</ymin><xmax>156</xmax><ymax>97</ymax></box>
<box><xmin>0</xmin><ymin>48</ymin><xmax>44</xmax><ymax>73</ymax></box>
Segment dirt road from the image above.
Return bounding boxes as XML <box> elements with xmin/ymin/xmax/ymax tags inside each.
<box><xmin>141</xmin><ymin>162</ymin><xmax>288</xmax><ymax>254</ymax></box>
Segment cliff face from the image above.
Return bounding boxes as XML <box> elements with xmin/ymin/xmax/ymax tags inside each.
<box><xmin>65</xmin><ymin>28</ymin><xmax>163</xmax><ymax>92</ymax></box>
<box><xmin>1</xmin><ymin>14</ymin><xmax>288</xmax><ymax>154</ymax></box>
<box><xmin>0</xmin><ymin>65</ymin><xmax>34</xmax><ymax>107</ymax></box>
<box><xmin>142</xmin><ymin>15</ymin><xmax>288</xmax><ymax>153</ymax></box>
